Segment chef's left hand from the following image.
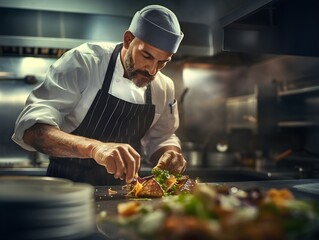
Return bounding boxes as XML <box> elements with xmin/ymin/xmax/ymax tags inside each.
<box><xmin>154</xmin><ymin>150</ymin><xmax>187</xmax><ymax>174</ymax></box>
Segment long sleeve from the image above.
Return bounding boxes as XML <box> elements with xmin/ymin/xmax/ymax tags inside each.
<box><xmin>12</xmin><ymin>48</ymin><xmax>95</xmax><ymax>151</ymax></box>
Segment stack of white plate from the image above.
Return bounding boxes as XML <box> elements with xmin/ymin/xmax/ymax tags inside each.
<box><xmin>0</xmin><ymin>176</ymin><xmax>95</xmax><ymax>240</ymax></box>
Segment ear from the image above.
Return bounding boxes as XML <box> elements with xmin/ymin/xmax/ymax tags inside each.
<box><xmin>123</xmin><ymin>31</ymin><xmax>135</xmax><ymax>49</ymax></box>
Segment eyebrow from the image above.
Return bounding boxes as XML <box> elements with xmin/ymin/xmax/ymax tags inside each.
<box><xmin>141</xmin><ymin>49</ymin><xmax>171</xmax><ymax>63</ymax></box>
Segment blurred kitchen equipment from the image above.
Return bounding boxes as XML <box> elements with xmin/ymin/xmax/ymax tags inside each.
<box><xmin>181</xmin><ymin>142</ymin><xmax>203</xmax><ymax>167</ymax></box>
<box><xmin>274</xmin><ymin>149</ymin><xmax>293</xmax><ymax>162</ymax></box>
<box><xmin>0</xmin><ymin>79</ymin><xmax>41</xmax><ymax>167</ymax></box>
<box><xmin>237</xmin><ymin>152</ymin><xmax>256</xmax><ymax>168</ymax></box>
<box><xmin>0</xmin><ymin>157</ymin><xmax>30</xmax><ymax>168</ymax></box>
<box><xmin>204</xmin><ymin>135</ymin><xmax>235</xmax><ymax>167</ymax></box>
<box><xmin>254</xmin><ymin>151</ymin><xmax>264</xmax><ymax>171</ymax></box>
<box><xmin>178</xmin><ymin>88</ymin><xmax>189</xmax><ymax>140</ymax></box>
<box><xmin>179</xmin><ymin>87</ymin><xmax>189</xmax><ymax>105</ymax></box>
<box><xmin>206</xmin><ymin>152</ymin><xmax>234</xmax><ymax>167</ymax></box>
<box><xmin>216</xmin><ymin>142</ymin><xmax>229</xmax><ymax>152</ymax></box>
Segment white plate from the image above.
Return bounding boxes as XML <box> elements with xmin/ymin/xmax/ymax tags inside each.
<box><xmin>0</xmin><ymin>176</ymin><xmax>73</xmax><ymax>187</ymax></box>
<box><xmin>0</xmin><ymin>176</ymin><xmax>94</xmax><ymax>207</ymax></box>
<box><xmin>0</xmin><ymin>183</ymin><xmax>94</xmax><ymax>206</ymax></box>
<box><xmin>0</xmin><ymin>177</ymin><xmax>96</xmax><ymax>240</ymax></box>
<box><xmin>18</xmin><ymin>202</ymin><xmax>95</xmax><ymax>227</ymax></box>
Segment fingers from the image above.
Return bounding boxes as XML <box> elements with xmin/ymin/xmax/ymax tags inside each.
<box><xmin>106</xmin><ymin>157</ymin><xmax>116</xmax><ymax>174</ymax></box>
<box><xmin>113</xmin><ymin>147</ymin><xmax>139</xmax><ymax>183</ymax></box>
<box><xmin>112</xmin><ymin>150</ymin><xmax>126</xmax><ymax>179</ymax></box>
<box><xmin>92</xmin><ymin>143</ymin><xmax>140</xmax><ymax>183</ymax></box>
<box><xmin>123</xmin><ymin>155</ymin><xmax>138</xmax><ymax>183</ymax></box>
<box><xmin>180</xmin><ymin>160</ymin><xmax>187</xmax><ymax>173</ymax></box>
<box><xmin>156</xmin><ymin>150</ymin><xmax>187</xmax><ymax>174</ymax></box>
<box><xmin>128</xmin><ymin>147</ymin><xmax>141</xmax><ymax>173</ymax></box>
<box><xmin>118</xmin><ymin>145</ymin><xmax>140</xmax><ymax>182</ymax></box>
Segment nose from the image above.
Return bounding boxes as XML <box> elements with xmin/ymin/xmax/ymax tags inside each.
<box><xmin>146</xmin><ymin>61</ymin><xmax>157</xmax><ymax>76</ymax></box>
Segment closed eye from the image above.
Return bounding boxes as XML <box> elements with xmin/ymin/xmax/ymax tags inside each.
<box><xmin>141</xmin><ymin>51</ymin><xmax>153</xmax><ymax>60</ymax></box>
<box><xmin>141</xmin><ymin>50</ymin><xmax>171</xmax><ymax>63</ymax></box>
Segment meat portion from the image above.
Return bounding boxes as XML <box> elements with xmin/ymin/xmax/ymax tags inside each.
<box><xmin>158</xmin><ymin>215</ymin><xmax>216</xmax><ymax>240</ymax></box>
<box><xmin>126</xmin><ymin>170</ymin><xmax>198</xmax><ymax>198</ymax></box>
<box><xmin>135</xmin><ymin>178</ymin><xmax>164</xmax><ymax>198</ymax></box>
<box><xmin>175</xmin><ymin>177</ymin><xmax>197</xmax><ymax>194</ymax></box>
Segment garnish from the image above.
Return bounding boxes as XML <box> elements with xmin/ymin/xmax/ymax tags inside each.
<box><xmin>126</xmin><ymin>169</ymin><xmax>195</xmax><ymax>198</ymax></box>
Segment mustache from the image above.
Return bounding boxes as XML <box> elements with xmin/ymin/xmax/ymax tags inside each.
<box><xmin>131</xmin><ymin>70</ymin><xmax>154</xmax><ymax>79</ymax></box>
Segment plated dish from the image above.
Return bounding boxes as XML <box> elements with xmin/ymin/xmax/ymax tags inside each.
<box><xmin>97</xmin><ymin>179</ymin><xmax>319</xmax><ymax>240</ymax></box>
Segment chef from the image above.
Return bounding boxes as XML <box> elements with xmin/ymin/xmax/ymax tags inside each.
<box><xmin>12</xmin><ymin>5</ymin><xmax>187</xmax><ymax>185</ymax></box>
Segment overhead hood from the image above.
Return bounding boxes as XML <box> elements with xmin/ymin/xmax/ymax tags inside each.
<box><xmin>0</xmin><ymin>7</ymin><xmax>213</xmax><ymax>59</ymax></box>
<box><xmin>220</xmin><ymin>0</ymin><xmax>319</xmax><ymax>57</ymax></box>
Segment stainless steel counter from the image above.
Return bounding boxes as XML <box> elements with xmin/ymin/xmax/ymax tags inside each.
<box><xmin>94</xmin><ymin>178</ymin><xmax>319</xmax><ymax>239</ymax></box>
<box><xmin>94</xmin><ymin>178</ymin><xmax>319</xmax><ymax>217</ymax></box>
<box><xmin>2</xmin><ymin>173</ymin><xmax>316</xmax><ymax>240</ymax></box>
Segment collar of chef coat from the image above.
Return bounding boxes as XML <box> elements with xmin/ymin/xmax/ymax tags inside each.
<box><xmin>109</xmin><ymin>54</ymin><xmax>148</xmax><ymax>104</ymax></box>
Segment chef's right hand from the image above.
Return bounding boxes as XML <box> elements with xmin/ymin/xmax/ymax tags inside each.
<box><xmin>90</xmin><ymin>143</ymin><xmax>140</xmax><ymax>183</ymax></box>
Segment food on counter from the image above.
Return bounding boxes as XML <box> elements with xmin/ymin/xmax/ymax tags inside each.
<box><xmin>97</xmin><ymin>184</ymin><xmax>319</xmax><ymax>240</ymax></box>
<box><xmin>107</xmin><ymin>187</ymin><xmax>118</xmax><ymax>195</ymax></box>
<box><xmin>117</xmin><ymin>201</ymin><xmax>141</xmax><ymax>217</ymax></box>
<box><xmin>264</xmin><ymin>188</ymin><xmax>294</xmax><ymax>206</ymax></box>
<box><xmin>125</xmin><ymin>168</ymin><xmax>197</xmax><ymax>198</ymax></box>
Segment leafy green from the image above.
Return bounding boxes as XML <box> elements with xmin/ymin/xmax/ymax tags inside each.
<box><xmin>151</xmin><ymin>168</ymin><xmax>182</xmax><ymax>195</ymax></box>
<box><xmin>151</xmin><ymin>168</ymin><xmax>170</xmax><ymax>190</ymax></box>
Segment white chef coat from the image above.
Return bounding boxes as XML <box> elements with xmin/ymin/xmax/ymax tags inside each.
<box><xmin>12</xmin><ymin>42</ymin><xmax>181</xmax><ymax>160</ymax></box>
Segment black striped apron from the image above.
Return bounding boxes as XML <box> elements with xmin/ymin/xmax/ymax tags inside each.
<box><xmin>47</xmin><ymin>44</ymin><xmax>155</xmax><ymax>185</ymax></box>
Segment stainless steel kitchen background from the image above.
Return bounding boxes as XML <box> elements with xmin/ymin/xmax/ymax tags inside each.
<box><xmin>0</xmin><ymin>57</ymin><xmax>56</xmax><ymax>167</ymax></box>
<box><xmin>0</xmin><ymin>0</ymin><xmax>318</xmax><ymax>178</ymax></box>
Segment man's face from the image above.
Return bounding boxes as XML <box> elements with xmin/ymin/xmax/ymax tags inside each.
<box><xmin>124</xmin><ymin>47</ymin><xmax>154</xmax><ymax>88</ymax></box>
<box><xmin>123</xmin><ymin>39</ymin><xmax>173</xmax><ymax>88</ymax></box>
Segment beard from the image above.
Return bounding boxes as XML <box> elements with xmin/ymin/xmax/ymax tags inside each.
<box><xmin>124</xmin><ymin>50</ymin><xmax>155</xmax><ymax>88</ymax></box>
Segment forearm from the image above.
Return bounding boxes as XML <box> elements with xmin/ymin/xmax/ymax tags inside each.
<box><xmin>23</xmin><ymin>123</ymin><xmax>100</xmax><ymax>158</ymax></box>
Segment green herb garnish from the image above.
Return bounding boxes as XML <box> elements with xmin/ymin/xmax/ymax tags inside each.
<box><xmin>151</xmin><ymin>168</ymin><xmax>182</xmax><ymax>195</ymax></box>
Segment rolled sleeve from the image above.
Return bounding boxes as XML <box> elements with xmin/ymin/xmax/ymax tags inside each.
<box><xmin>12</xmin><ymin>49</ymin><xmax>88</xmax><ymax>151</ymax></box>
<box><xmin>12</xmin><ymin>104</ymin><xmax>62</xmax><ymax>151</ymax></box>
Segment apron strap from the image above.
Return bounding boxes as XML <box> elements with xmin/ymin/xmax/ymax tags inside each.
<box><xmin>145</xmin><ymin>84</ymin><xmax>152</xmax><ymax>104</ymax></box>
<box><xmin>101</xmin><ymin>43</ymin><xmax>123</xmax><ymax>90</ymax></box>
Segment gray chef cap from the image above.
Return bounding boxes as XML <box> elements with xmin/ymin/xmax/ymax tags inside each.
<box><xmin>129</xmin><ymin>5</ymin><xmax>184</xmax><ymax>53</ymax></box>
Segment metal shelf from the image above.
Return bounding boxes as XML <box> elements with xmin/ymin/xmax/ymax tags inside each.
<box><xmin>277</xmin><ymin>83</ymin><xmax>319</xmax><ymax>128</ymax></box>
<box><xmin>278</xmin><ymin>85</ymin><xmax>319</xmax><ymax>98</ymax></box>
<box><xmin>278</xmin><ymin>121</ymin><xmax>319</xmax><ymax>127</ymax></box>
